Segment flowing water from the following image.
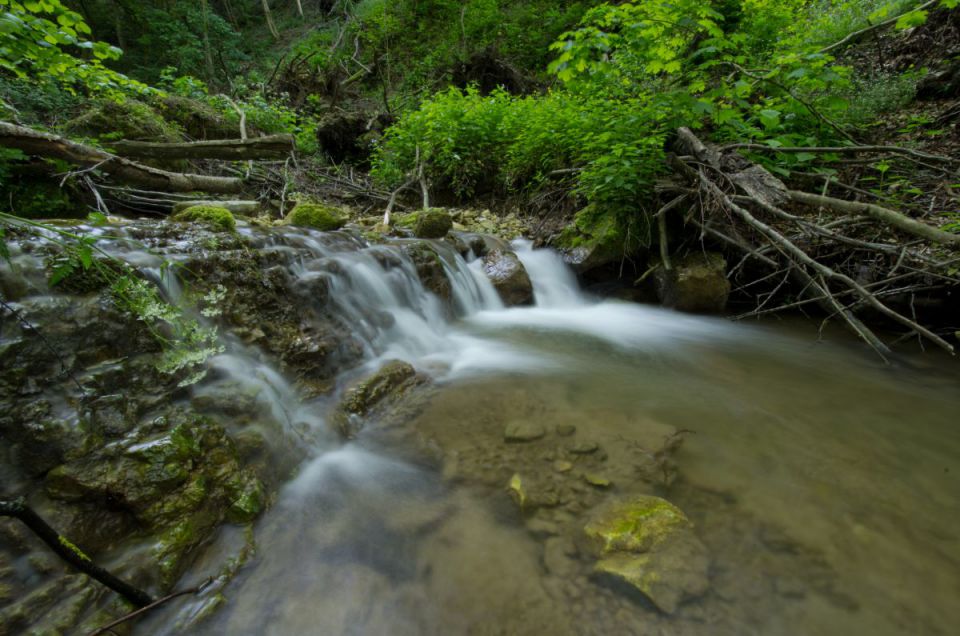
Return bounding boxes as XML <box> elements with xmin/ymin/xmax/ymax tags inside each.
<box><xmin>6</xmin><ymin>222</ymin><xmax>958</xmax><ymax>634</ymax></box>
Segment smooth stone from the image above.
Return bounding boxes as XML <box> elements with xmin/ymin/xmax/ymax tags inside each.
<box><xmin>568</xmin><ymin>441</ymin><xmax>599</xmax><ymax>454</ymax></box>
<box><xmin>582</xmin><ymin>473</ymin><xmax>612</xmax><ymax>488</ymax></box>
<box><xmin>556</xmin><ymin>424</ymin><xmax>576</xmax><ymax>437</ymax></box>
<box><xmin>554</xmin><ymin>460</ymin><xmax>573</xmax><ymax>473</ymax></box>
<box><xmin>504</xmin><ymin>420</ymin><xmax>546</xmax><ymax>442</ymax></box>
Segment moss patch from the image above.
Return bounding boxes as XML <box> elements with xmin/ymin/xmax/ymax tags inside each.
<box><xmin>413</xmin><ymin>209</ymin><xmax>454</xmax><ymax>238</ymax></box>
<box><xmin>172</xmin><ymin>205</ymin><xmax>236</xmax><ymax>232</ymax></box>
<box><xmin>64</xmin><ymin>99</ymin><xmax>182</xmax><ymax>143</ymax></box>
<box><xmin>582</xmin><ymin>495</ymin><xmax>692</xmax><ymax>556</ymax></box>
<box><xmin>285</xmin><ymin>202</ymin><xmax>347</xmax><ymax>231</ymax></box>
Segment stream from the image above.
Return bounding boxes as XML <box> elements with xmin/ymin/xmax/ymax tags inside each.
<box><xmin>154</xmin><ymin>234</ymin><xmax>959</xmax><ymax>635</ymax></box>
<box><xmin>4</xmin><ymin>223</ymin><xmax>959</xmax><ymax>635</ymax></box>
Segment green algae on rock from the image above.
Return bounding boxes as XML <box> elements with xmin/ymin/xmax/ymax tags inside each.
<box><xmin>285</xmin><ymin>202</ymin><xmax>347</xmax><ymax>231</ymax></box>
<box><xmin>582</xmin><ymin>495</ymin><xmax>709</xmax><ymax>613</ymax></box>
<box><xmin>412</xmin><ymin>209</ymin><xmax>454</xmax><ymax>238</ymax></box>
<box><xmin>172</xmin><ymin>205</ymin><xmax>236</xmax><ymax>232</ymax></box>
<box><xmin>330</xmin><ymin>360</ymin><xmax>431</xmax><ymax>437</ymax></box>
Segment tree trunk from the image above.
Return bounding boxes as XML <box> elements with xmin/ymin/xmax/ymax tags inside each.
<box><xmin>261</xmin><ymin>0</ymin><xmax>280</xmax><ymax>39</ymax></box>
<box><xmin>112</xmin><ymin>134</ymin><xmax>295</xmax><ymax>160</ymax></box>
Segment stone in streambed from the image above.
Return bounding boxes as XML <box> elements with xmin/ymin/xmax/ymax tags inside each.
<box><xmin>482</xmin><ymin>250</ymin><xmax>534</xmax><ymax>306</ymax></box>
<box><xmin>504</xmin><ymin>420</ymin><xmax>546</xmax><ymax>442</ymax></box>
<box><xmin>581</xmin><ymin>495</ymin><xmax>709</xmax><ymax>614</ymax></box>
<box><xmin>568</xmin><ymin>441</ymin><xmax>599</xmax><ymax>454</ymax></box>
<box><xmin>655</xmin><ymin>251</ymin><xmax>730</xmax><ymax>314</ymax></box>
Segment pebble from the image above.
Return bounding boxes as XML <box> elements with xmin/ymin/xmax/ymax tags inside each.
<box><xmin>554</xmin><ymin>460</ymin><xmax>574</xmax><ymax>473</ymax></box>
<box><xmin>556</xmin><ymin>424</ymin><xmax>576</xmax><ymax>436</ymax></box>
<box><xmin>568</xmin><ymin>441</ymin><xmax>599</xmax><ymax>454</ymax></box>
<box><xmin>583</xmin><ymin>473</ymin><xmax>612</xmax><ymax>488</ymax></box>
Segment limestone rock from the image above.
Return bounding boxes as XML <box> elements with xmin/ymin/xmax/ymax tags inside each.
<box><xmin>582</xmin><ymin>495</ymin><xmax>709</xmax><ymax>613</ymax></box>
<box><xmin>656</xmin><ymin>252</ymin><xmax>730</xmax><ymax>313</ymax></box>
<box><xmin>331</xmin><ymin>360</ymin><xmax>430</xmax><ymax>437</ymax></box>
<box><xmin>482</xmin><ymin>250</ymin><xmax>534</xmax><ymax>306</ymax></box>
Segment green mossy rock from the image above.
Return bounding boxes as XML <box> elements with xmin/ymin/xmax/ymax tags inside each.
<box><xmin>582</xmin><ymin>495</ymin><xmax>691</xmax><ymax>556</ymax></box>
<box><xmin>285</xmin><ymin>202</ymin><xmax>347</xmax><ymax>231</ymax></box>
<box><xmin>172</xmin><ymin>205</ymin><xmax>236</xmax><ymax>232</ymax></box>
<box><xmin>582</xmin><ymin>495</ymin><xmax>709</xmax><ymax>614</ymax></box>
<box><xmin>412</xmin><ymin>209</ymin><xmax>453</xmax><ymax>238</ymax></box>
<box><xmin>64</xmin><ymin>99</ymin><xmax>182</xmax><ymax>143</ymax></box>
<box><xmin>655</xmin><ymin>251</ymin><xmax>730</xmax><ymax>314</ymax></box>
<box><xmin>555</xmin><ymin>206</ymin><xmax>640</xmax><ymax>273</ymax></box>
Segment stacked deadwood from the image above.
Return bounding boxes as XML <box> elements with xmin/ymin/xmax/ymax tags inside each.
<box><xmin>0</xmin><ymin>121</ymin><xmax>295</xmax><ymax>213</ymax></box>
<box><xmin>661</xmin><ymin>127</ymin><xmax>960</xmax><ymax>358</ymax></box>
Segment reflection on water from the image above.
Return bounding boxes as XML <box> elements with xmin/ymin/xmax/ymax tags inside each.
<box><xmin>144</xmin><ymin>241</ymin><xmax>958</xmax><ymax>636</ymax></box>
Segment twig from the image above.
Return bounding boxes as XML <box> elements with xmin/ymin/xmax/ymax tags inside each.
<box><xmin>818</xmin><ymin>0</ymin><xmax>939</xmax><ymax>54</ymax></box>
<box><xmin>86</xmin><ymin>577</ymin><xmax>213</xmax><ymax>636</ymax></box>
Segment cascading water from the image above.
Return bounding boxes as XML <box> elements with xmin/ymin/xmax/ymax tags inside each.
<box><xmin>3</xmin><ymin>219</ymin><xmax>959</xmax><ymax>636</ymax></box>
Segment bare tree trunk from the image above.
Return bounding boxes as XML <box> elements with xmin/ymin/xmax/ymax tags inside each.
<box><xmin>261</xmin><ymin>0</ymin><xmax>280</xmax><ymax>39</ymax></box>
<box><xmin>295</xmin><ymin>0</ymin><xmax>304</xmax><ymax>18</ymax></box>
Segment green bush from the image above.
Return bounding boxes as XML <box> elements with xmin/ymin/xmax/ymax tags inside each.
<box><xmin>285</xmin><ymin>203</ymin><xmax>347</xmax><ymax>231</ymax></box>
<box><xmin>172</xmin><ymin>206</ymin><xmax>236</xmax><ymax>232</ymax></box>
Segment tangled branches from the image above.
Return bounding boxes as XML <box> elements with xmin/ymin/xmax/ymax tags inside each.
<box><xmin>663</xmin><ymin>128</ymin><xmax>959</xmax><ymax>358</ymax></box>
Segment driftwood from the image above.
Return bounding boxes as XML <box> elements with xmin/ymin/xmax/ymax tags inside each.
<box><xmin>667</xmin><ymin>127</ymin><xmax>958</xmax><ymax>357</ymax></box>
<box><xmin>112</xmin><ymin>134</ymin><xmax>295</xmax><ymax>160</ymax></box>
<box><xmin>0</xmin><ymin>497</ymin><xmax>153</xmax><ymax>608</ymax></box>
<box><xmin>86</xmin><ymin>577</ymin><xmax>213</xmax><ymax>636</ymax></box>
<box><xmin>0</xmin><ymin>121</ymin><xmax>246</xmax><ymax>194</ymax></box>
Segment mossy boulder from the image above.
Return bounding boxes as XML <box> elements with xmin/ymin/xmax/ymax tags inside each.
<box><xmin>655</xmin><ymin>251</ymin><xmax>730</xmax><ymax>313</ymax></box>
<box><xmin>64</xmin><ymin>99</ymin><xmax>182</xmax><ymax>143</ymax></box>
<box><xmin>408</xmin><ymin>209</ymin><xmax>453</xmax><ymax>238</ymax></box>
<box><xmin>555</xmin><ymin>206</ymin><xmax>639</xmax><ymax>274</ymax></box>
<box><xmin>582</xmin><ymin>495</ymin><xmax>710</xmax><ymax>613</ymax></box>
<box><xmin>171</xmin><ymin>205</ymin><xmax>236</xmax><ymax>232</ymax></box>
<box><xmin>285</xmin><ymin>202</ymin><xmax>347</xmax><ymax>231</ymax></box>
<box><xmin>482</xmin><ymin>250</ymin><xmax>534</xmax><ymax>306</ymax></box>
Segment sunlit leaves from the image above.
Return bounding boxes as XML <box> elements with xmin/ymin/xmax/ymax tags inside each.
<box><xmin>0</xmin><ymin>0</ymin><xmax>147</xmax><ymax>96</ymax></box>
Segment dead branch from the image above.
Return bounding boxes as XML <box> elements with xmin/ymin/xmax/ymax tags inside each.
<box><xmin>723</xmin><ymin>142</ymin><xmax>959</xmax><ymax>166</ymax></box>
<box><xmin>0</xmin><ymin>121</ymin><xmax>246</xmax><ymax>194</ymax></box>
<box><xmin>818</xmin><ymin>0</ymin><xmax>939</xmax><ymax>54</ymax></box>
<box><xmin>0</xmin><ymin>497</ymin><xmax>153</xmax><ymax>608</ymax></box>
<box><xmin>787</xmin><ymin>190</ymin><xmax>960</xmax><ymax>246</ymax></box>
<box><xmin>86</xmin><ymin>577</ymin><xmax>213</xmax><ymax>636</ymax></box>
<box><xmin>111</xmin><ymin>135</ymin><xmax>295</xmax><ymax>161</ymax></box>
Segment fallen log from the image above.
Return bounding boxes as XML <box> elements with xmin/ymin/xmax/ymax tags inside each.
<box><xmin>0</xmin><ymin>121</ymin><xmax>246</xmax><ymax>194</ymax></box>
<box><xmin>111</xmin><ymin>134</ymin><xmax>295</xmax><ymax>160</ymax></box>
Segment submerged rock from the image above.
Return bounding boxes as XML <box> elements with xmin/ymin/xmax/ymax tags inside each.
<box><xmin>504</xmin><ymin>420</ymin><xmax>546</xmax><ymax>442</ymax></box>
<box><xmin>656</xmin><ymin>252</ymin><xmax>730</xmax><ymax>314</ymax></box>
<box><xmin>581</xmin><ymin>495</ymin><xmax>709</xmax><ymax>613</ymax></box>
<box><xmin>482</xmin><ymin>250</ymin><xmax>534</xmax><ymax>306</ymax></box>
<box><xmin>331</xmin><ymin>360</ymin><xmax>431</xmax><ymax>437</ymax></box>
